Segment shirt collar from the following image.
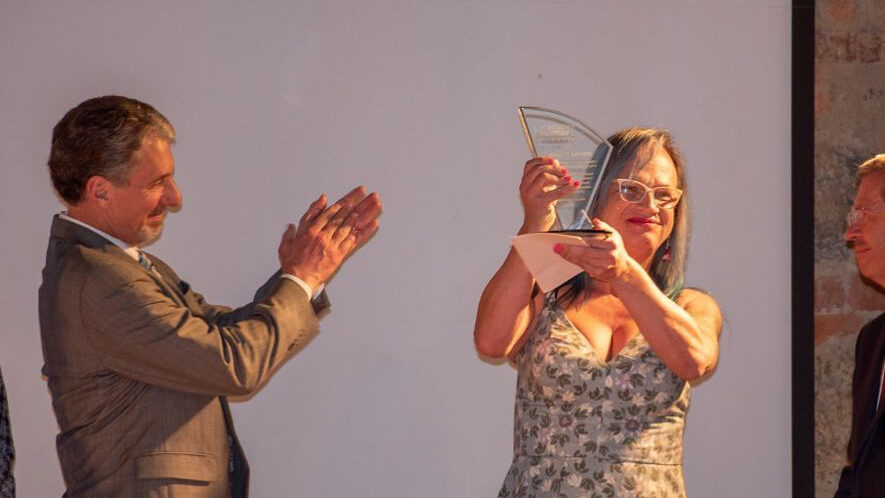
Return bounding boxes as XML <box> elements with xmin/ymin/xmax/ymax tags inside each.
<box><xmin>58</xmin><ymin>212</ymin><xmax>141</xmax><ymax>261</ymax></box>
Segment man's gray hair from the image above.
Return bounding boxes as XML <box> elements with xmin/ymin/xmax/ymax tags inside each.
<box><xmin>857</xmin><ymin>154</ymin><xmax>885</xmax><ymax>184</ymax></box>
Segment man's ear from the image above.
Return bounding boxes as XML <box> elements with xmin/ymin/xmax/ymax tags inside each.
<box><xmin>84</xmin><ymin>176</ymin><xmax>112</xmax><ymax>207</ymax></box>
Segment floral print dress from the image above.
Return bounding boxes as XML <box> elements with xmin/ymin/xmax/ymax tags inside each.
<box><xmin>498</xmin><ymin>296</ymin><xmax>690</xmax><ymax>498</ymax></box>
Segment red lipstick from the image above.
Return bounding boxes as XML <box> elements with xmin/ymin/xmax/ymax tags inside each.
<box><xmin>627</xmin><ymin>217</ymin><xmax>658</xmax><ymax>225</ymax></box>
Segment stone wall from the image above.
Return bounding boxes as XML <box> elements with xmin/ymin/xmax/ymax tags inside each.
<box><xmin>814</xmin><ymin>0</ymin><xmax>885</xmax><ymax>495</ymax></box>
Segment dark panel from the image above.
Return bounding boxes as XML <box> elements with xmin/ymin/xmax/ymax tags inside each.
<box><xmin>792</xmin><ymin>0</ymin><xmax>815</xmax><ymax>496</ymax></box>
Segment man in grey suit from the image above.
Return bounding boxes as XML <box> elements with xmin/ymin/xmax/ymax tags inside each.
<box><xmin>39</xmin><ymin>95</ymin><xmax>381</xmax><ymax>497</ymax></box>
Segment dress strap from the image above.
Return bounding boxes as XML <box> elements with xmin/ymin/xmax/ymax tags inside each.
<box><xmin>543</xmin><ymin>291</ymin><xmax>558</xmax><ymax>309</ymax></box>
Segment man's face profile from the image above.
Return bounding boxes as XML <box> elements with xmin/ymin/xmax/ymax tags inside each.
<box><xmin>845</xmin><ymin>170</ymin><xmax>885</xmax><ymax>287</ymax></box>
<box><xmin>103</xmin><ymin>138</ymin><xmax>182</xmax><ymax>247</ymax></box>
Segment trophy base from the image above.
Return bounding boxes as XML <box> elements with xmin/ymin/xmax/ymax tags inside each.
<box><xmin>548</xmin><ymin>229</ymin><xmax>610</xmax><ymax>238</ymax></box>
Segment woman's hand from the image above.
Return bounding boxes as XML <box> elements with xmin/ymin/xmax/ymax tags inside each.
<box><xmin>519</xmin><ymin>157</ymin><xmax>579</xmax><ymax>233</ymax></box>
<box><xmin>555</xmin><ymin>219</ymin><xmax>721</xmax><ymax>380</ymax></box>
<box><xmin>553</xmin><ymin>218</ymin><xmax>636</xmax><ymax>284</ymax></box>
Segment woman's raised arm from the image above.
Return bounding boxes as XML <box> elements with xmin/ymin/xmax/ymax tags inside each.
<box><xmin>473</xmin><ymin>158</ymin><xmax>578</xmax><ymax>359</ymax></box>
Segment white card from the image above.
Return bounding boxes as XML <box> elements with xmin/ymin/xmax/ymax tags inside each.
<box><xmin>510</xmin><ymin>233</ymin><xmax>590</xmax><ymax>293</ymax></box>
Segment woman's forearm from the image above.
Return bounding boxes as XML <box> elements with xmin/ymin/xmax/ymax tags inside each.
<box><xmin>611</xmin><ymin>260</ymin><xmax>721</xmax><ymax>380</ymax></box>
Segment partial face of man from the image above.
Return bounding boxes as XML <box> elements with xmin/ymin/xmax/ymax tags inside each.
<box><xmin>845</xmin><ymin>170</ymin><xmax>885</xmax><ymax>287</ymax></box>
<box><xmin>104</xmin><ymin>138</ymin><xmax>182</xmax><ymax>247</ymax></box>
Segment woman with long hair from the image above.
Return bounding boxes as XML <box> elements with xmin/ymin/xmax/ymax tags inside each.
<box><xmin>474</xmin><ymin>127</ymin><xmax>722</xmax><ymax>497</ymax></box>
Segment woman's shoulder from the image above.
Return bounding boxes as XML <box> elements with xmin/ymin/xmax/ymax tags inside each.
<box><xmin>675</xmin><ymin>287</ymin><xmax>723</xmax><ymax>341</ymax></box>
<box><xmin>675</xmin><ymin>287</ymin><xmax>721</xmax><ymax>312</ymax></box>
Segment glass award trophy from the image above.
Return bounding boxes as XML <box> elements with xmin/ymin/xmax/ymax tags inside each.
<box><xmin>518</xmin><ymin>106</ymin><xmax>612</xmax><ymax>234</ymax></box>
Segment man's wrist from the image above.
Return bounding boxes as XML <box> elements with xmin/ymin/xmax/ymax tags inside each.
<box><xmin>282</xmin><ymin>268</ymin><xmax>320</xmax><ymax>290</ymax></box>
<box><xmin>281</xmin><ymin>272</ymin><xmax>323</xmax><ymax>297</ymax></box>
<box><xmin>281</xmin><ymin>274</ymin><xmax>313</xmax><ymax>297</ymax></box>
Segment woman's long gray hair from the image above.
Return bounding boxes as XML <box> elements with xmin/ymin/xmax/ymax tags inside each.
<box><xmin>555</xmin><ymin>127</ymin><xmax>690</xmax><ymax>306</ymax></box>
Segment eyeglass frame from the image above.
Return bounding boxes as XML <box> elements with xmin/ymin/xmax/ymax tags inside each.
<box><xmin>612</xmin><ymin>178</ymin><xmax>683</xmax><ymax>209</ymax></box>
<box><xmin>846</xmin><ymin>205</ymin><xmax>885</xmax><ymax>228</ymax></box>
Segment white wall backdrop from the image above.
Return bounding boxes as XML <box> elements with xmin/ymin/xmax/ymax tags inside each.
<box><xmin>0</xmin><ymin>1</ymin><xmax>791</xmax><ymax>496</ymax></box>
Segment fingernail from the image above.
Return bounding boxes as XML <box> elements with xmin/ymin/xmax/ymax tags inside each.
<box><xmin>553</xmin><ymin>244</ymin><xmax>564</xmax><ymax>254</ymax></box>
<box><xmin>561</xmin><ymin>168</ymin><xmax>568</xmax><ymax>175</ymax></box>
<box><xmin>564</xmin><ymin>176</ymin><xmax>572</xmax><ymax>182</ymax></box>
<box><xmin>573</xmin><ymin>181</ymin><xmax>580</xmax><ymax>187</ymax></box>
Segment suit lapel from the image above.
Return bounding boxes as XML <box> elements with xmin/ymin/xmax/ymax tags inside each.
<box><xmin>144</xmin><ymin>259</ymin><xmax>189</xmax><ymax>307</ymax></box>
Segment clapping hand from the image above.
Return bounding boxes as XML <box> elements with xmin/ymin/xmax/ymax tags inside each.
<box><xmin>278</xmin><ymin>186</ymin><xmax>382</xmax><ymax>290</ymax></box>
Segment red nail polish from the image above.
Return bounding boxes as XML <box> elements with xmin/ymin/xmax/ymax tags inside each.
<box><xmin>564</xmin><ymin>176</ymin><xmax>572</xmax><ymax>182</ymax></box>
<box><xmin>553</xmin><ymin>243</ymin><xmax>564</xmax><ymax>254</ymax></box>
<box><xmin>573</xmin><ymin>181</ymin><xmax>580</xmax><ymax>187</ymax></box>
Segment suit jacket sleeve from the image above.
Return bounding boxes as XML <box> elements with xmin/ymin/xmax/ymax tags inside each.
<box><xmin>79</xmin><ymin>259</ymin><xmax>321</xmax><ymax>396</ymax></box>
<box><xmin>165</xmin><ymin>266</ymin><xmax>331</xmax><ymax>325</ymax></box>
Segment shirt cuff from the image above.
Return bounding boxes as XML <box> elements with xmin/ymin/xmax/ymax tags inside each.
<box><xmin>281</xmin><ymin>274</ymin><xmax>325</xmax><ymax>300</ymax></box>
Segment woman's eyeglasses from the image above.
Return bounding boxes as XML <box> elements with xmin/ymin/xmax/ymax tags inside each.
<box><xmin>614</xmin><ymin>179</ymin><xmax>683</xmax><ymax>209</ymax></box>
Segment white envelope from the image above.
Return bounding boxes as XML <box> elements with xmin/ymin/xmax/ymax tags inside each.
<box><xmin>510</xmin><ymin>233</ymin><xmax>590</xmax><ymax>293</ymax></box>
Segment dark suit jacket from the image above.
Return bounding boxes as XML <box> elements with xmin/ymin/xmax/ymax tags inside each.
<box><xmin>39</xmin><ymin>215</ymin><xmax>328</xmax><ymax>498</ymax></box>
<box><xmin>836</xmin><ymin>313</ymin><xmax>885</xmax><ymax>498</ymax></box>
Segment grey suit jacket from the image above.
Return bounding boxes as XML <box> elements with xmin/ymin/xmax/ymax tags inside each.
<box><xmin>39</xmin><ymin>215</ymin><xmax>328</xmax><ymax>498</ymax></box>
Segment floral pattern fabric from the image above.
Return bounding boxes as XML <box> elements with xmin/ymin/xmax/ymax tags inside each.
<box><xmin>0</xmin><ymin>366</ymin><xmax>14</xmax><ymax>498</ymax></box>
<box><xmin>498</xmin><ymin>297</ymin><xmax>690</xmax><ymax>498</ymax></box>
